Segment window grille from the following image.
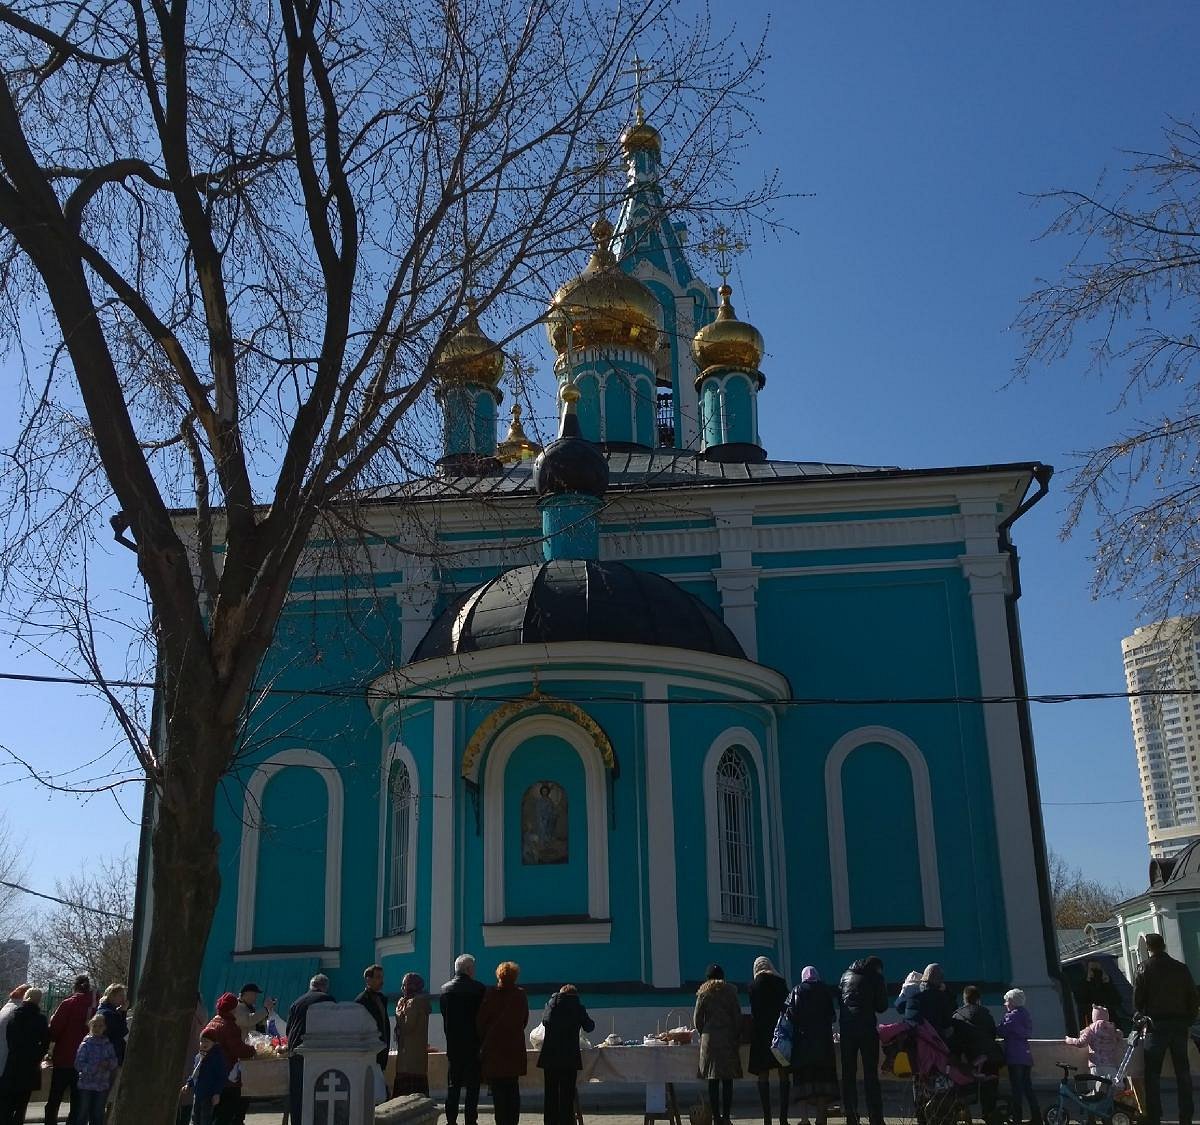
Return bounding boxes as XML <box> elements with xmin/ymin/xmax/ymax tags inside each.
<box><xmin>387</xmin><ymin>763</ymin><xmax>414</xmax><ymax>935</ymax></box>
<box><xmin>656</xmin><ymin>391</ymin><xmax>675</xmax><ymax>448</ymax></box>
<box><xmin>715</xmin><ymin>748</ymin><xmax>757</xmax><ymax>923</ymax></box>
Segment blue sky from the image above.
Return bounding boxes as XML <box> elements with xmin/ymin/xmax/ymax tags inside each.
<box><xmin>1</xmin><ymin>2</ymin><xmax>1196</xmax><ymax>913</ymax></box>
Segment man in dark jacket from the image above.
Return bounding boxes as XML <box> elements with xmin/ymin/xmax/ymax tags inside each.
<box><xmin>440</xmin><ymin>953</ymin><xmax>487</xmax><ymax>1125</ymax></box>
<box><xmin>953</xmin><ymin>985</ymin><xmax>1000</xmax><ymax>1116</ymax></box>
<box><xmin>838</xmin><ymin>956</ymin><xmax>887</xmax><ymax>1125</ymax></box>
<box><xmin>285</xmin><ymin>974</ymin><xmax>336</xmax><ymax>1125</ymax></box>
<box><xmin>1134</xmin><ymin>933</ymin><xmax>1199</xmax><ymax>1125</ymax></box>
<box><xmin>537</xmin><ymin>986</ymin><xmax>596</xmax><ymax>1125</ymax></box>
<box><xmin>354</xmin><ymin>963</ymin><xmax>390</xmax><ymax>1069</ymax></box>
<box><xmin>44</xmin><ymin>974</ymin><xmax>91</xmax><ymax>1125</ymax></box>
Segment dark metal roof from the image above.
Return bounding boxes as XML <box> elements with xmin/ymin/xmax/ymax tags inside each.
<box><xmin>1116</xmin><ymin>838</ymin><xmax>1200</xmax><ymax>913</ymax></box>
<box><xmin>363</xmin><ymin>451</ymin><xmax>1046</xmax><ymax>504</ymax></box>
<box><xmin>410</xmin><ymin>558</ymin><xmax>746</xmax><ymax>664</ymax></box>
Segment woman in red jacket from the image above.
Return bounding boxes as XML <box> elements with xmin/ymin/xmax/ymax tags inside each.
<box><xmin>202</xmin><ymin>993</ymin><xmax>255</xmax><ymax>1125</ymax></box>
<box><xmin>477</xmin><ymin>962</ymin><xmax>529</xmax><ymax>1125</ymax></box>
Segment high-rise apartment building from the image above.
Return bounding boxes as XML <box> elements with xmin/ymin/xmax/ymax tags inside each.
<box><xmin>1123</xmin><ymin>616</ymin><xmax>1200</xmax><ymax>858</ymax></box>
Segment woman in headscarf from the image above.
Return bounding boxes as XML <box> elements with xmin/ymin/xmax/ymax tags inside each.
<box><xmin>694</xmin><ymin>964</ymin><xmax>743</xmax><ymax>1125</ymax></box>
<box><xmin>393</xmin><ymin>972</ymin><xmax>432</xmax><ymax>1097</ymax></box>
<box><xmin>782</xmin><ymin>968</ymin><xmax>838</xmax><ymax>1125</ymax></box>
<box><xmin>748</xmin><ymin>957</ymin><xmax>790</xmax><ymax>1125</ymax></box>
<box><xmin>897</xmin><ymin>964</ymin><xmax>955</xmax><ymax>1041</ymax></box>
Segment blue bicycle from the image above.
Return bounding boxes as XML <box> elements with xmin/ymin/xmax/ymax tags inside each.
<box><xmin>1043</xmin><ymin>1017</ymin><xmax>1147</xmax><ymax>1125</ymax></box>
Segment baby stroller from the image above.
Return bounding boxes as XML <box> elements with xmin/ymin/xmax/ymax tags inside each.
<box><xmin>881</xmin><ymin>1020</ymin><xmax>977</xmax><ymax>1125</ymax></box>
<box><xmin>1044</xmin><ymin>1016</ymin><xmax>1149</xmax><ymax>1125</ymax></box>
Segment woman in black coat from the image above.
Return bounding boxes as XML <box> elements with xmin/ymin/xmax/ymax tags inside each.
<box><xmin>783</xmin><ymin>968</ymin><xmax>838</xmax><ymax>1125</ymax></box>
<box><xmin>0</xmin><ymin>987</ymin><xmax>50</xmax><ymax>1125</ymax></box>
<box><xmin>536</xmin><ymin>986</ymin><xmax>595</xmax><ymax>1125</ymax></box>
<box><xmin>748</xmin><ymin>957</ymin><xmax>790</xmax><ymax>1125</ymax></box>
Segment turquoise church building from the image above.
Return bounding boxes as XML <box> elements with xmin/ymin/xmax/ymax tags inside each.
<box><xmin>168</xmin><ymin>107</ymin><xmax>1066</xmax><ymax>1035</ymax></box>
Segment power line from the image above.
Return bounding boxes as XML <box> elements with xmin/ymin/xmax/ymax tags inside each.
<box><xmin>0</xmin><ymin>667</ymin><xmax>1191</xmax><ymax>707</ymax></box>
<box><xmin>0</xmin><ymin>879</ymin><xmax>133</xmax><ymax>922</ymax></box>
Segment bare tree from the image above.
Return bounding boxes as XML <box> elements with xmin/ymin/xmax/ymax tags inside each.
<box><xmin>1048</xmin><ymin>850</ymin><xmax>1127</xmax><ymax>930</ymax></box>
<box><xmin>0</xmin><ymin>0</ymin><xmax>776</xmax><ymax>1119</ymax></box>
<box><xmin>29</xmin><ymin>853</ymin><xmax>134</xmax><ymax>991</ymax></box>
<box><xmin>0</xmin><ymin>814</ymin><xmax>29</xmax><ymax>943</ymax></box>
<box><xmin>1016</xmin><ymin>117</ymin><xmax>1200</xmax><ymax>619</ymax></box>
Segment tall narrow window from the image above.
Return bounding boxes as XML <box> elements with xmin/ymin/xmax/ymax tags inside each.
<box><xmin>387</xmin><ymin>762</ymin><xmax>415</xmax><ymax>935</ymax></box>
<box><xmin>716</xmin><ymin>748</ymin><xmax>757</xmax><ymax>923</ymax></box>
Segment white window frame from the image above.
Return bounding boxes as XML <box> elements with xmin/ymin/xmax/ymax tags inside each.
<box><xmin>702</xmin><ymin>728</ymin><xmax>778</xmax><ymax>945</ymax></box>
<box><xmin>379</xmin><ymin>743</ymin><xmax>420</xmax><ymax>945</ymax></box>
<box><xmin>825</xmin><ymin>725</ymin><xmax>943</xmax><ymax>946</ymax></box>
<box><xmin>235</xmin><ymin>748</ymin><xmax>344</xmax><ymax>958</ymax></box>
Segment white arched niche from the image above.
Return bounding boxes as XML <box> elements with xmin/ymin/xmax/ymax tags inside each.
<box><xmin>481</xmin><ymin>713</ymin><xmax>610</xmax><ymax>946</ymax></box>
<box><xmin>235</xmin><ymin>747</ymin><xmax>344</xmax><ymax>960</ymax></box>
<box><xmin>825</xmin><ymin>725</ymin><xmax>943</xmax><ymax>949</ymax></box>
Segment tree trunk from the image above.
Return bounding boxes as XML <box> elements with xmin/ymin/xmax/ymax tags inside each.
<box><xmin>111</xmin><ymin>714</ymin><xmax>227</xmax><ymax>1125</ymax></box>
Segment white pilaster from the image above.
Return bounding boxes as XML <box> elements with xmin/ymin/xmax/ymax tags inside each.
<box><xmin>960</xmin><ymin>527</ymin><xmax>1060</xmax><ymax>1031</ymax></box>
<box><xmin>643</xmin><ymin>675</ymin><xmax>680</xmax><ymax>987</ymax></box>
<box><xmin>429</xmin><ymin>700</ymin><xmax>455</xmax><ymax>986</ymax></box>
<box><xmin>710</xmin><ymin>505</ymin><xmax>760</xmax><ymax>659</ymax></box>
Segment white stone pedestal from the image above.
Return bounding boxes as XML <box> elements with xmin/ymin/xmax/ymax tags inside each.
<box><xmin>299</xmin><ymin>1001</ymin><xmax>382</xmax><ymax>1125</ymax></box>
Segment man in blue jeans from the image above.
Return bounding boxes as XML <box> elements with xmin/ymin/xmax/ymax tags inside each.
<box><xmin>1134</xmin><ymin>932</ymin><xmax>1198</xmax><ymax>1125</ymax></box>
<box><xmin>284</xmin><ymin>974</ymin><xmax>336</xmax><ymax>1125</ymax></box>
<box><xmin>838</xmin><ymin>956</ymin><xmax>887</xmax><ymax>1125</ymax></box>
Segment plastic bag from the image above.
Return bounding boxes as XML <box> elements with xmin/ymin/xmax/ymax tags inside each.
<box><xmin>529</xmin><ymin>1023</ymin><xmax>546</xmax><ymax>1049</ymax></box>
<box><xmin>770</xmin><ymin>1010</ymin><xmax>794</xmax><ymax>1066</ymax></box>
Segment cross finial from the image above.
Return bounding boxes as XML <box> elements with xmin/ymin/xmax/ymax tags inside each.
<box><xmin>622</xmin><ymin>53</ymin><xmax>647</xmax><ymax>123</ymax></box>
<box><xmin>696</xmin><ymin>224</ymin><xmax>748</xmax><ymax>284</ymax></box>
<box><xmin>571</xmin><ymin>135</ymin><xmax>620</xmax><ymax>210</ymax></box>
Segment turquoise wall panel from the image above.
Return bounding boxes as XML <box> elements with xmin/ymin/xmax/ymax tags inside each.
<box><xmin>842</xmin><ymin>744</ymin><xmax>923</xmax><ymax>928</ymax></box>
<box><xmin>604</xmin><ymin>371</ymin><xmax>633</xmax><ymax>444</ymax></box>
<box><xmin>502</xmin><ymin>735</ymin><xmax>588</xmax><ymax>918</ymax></box>
<box><xmin>634</xmin><ymin>376</ymin><xmax>655</xmax><ymax>447</ymax></box>
<box><xmin>254</xmin><ymin>765</ymin><xmax>328</xmax><ymax>948</ymax></box>
<box><xmin>723</xmin><ymin>374</ymin><xmax>756</xmax><ymax>445</ymax></box>
<box><xmin>473</xmin><ymin>390</ymin><xmax>497</xmax><ymax>455</ymax></box>
<box><xmin>576</xmin><ymin>373</ymin><xmax>601</xmax><ymax>442</ymax></box>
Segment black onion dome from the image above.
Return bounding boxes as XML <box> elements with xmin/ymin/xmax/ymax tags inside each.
<box><xmin>532</xmin><ymin>400</ymin><xmax>609</xmax><ymax>498</ymax></box>
<box><xmin>410</xmin><ymin>559</ymin><xmax>745</xmax><ymax>663</ymax></box>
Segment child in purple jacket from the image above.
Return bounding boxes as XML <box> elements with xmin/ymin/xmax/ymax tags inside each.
<box><xmin>999</xmin><ymin>988</ymin><xmax>1041</xmax><ymax>1125</ymax></box>
<box><xmin>74</xmin><ymin>1014</ymin><xmax>119</xmax><ymax>1125</ymax></box>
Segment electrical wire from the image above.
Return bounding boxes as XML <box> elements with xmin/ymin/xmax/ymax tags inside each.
<box><xmin>0</xmin><ymin>667</ymin><xmax>1190</xmax><ymax>707</ymax></box>
<box><xmin>0</xmin><ymin>878</ymin><xmax>133</xmax><ymax>922</ymax></box>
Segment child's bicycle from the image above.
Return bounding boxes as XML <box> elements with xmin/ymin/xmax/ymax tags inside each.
<box><xmin>1043</xmin><ymin>1016</ymin><xmax>1149</xmax><ymax>1125</ymax></box>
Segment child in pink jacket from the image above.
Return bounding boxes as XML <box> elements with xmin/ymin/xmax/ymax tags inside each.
<box><xmin>1064</xmin><ymin>1005</ymin><xmax>1126</xmax><ymax>1088</ymax></box>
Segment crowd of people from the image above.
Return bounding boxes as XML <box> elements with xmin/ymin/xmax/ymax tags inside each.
<box><xmin>0</xmin><ymin>976</ymin><xmax>128</xmax><ymax>1125</ymax></box>
<box><xmin>1</xmin><ymin>932</ymin><xmax>1195</xmax><ymax>1125</ymax></box>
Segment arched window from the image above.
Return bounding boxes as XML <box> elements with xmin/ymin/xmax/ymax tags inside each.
<box><xmin>387</xmin><ymin>760</ymin><xmax>417</xmax><ymax>935</ymax></box>
<box><xmin>715</xmin><ymin>748</ymin><xmax>757</xmax><ymax>923</ymax></box>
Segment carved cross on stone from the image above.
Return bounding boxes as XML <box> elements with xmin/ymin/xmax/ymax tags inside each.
<box><xmin>313</xmin><ymin>1069</ymin><xmax>351</xmax><ymax>1125</ymax></box>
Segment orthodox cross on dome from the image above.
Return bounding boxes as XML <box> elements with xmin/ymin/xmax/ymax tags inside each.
<box><xmin>571</xmin><ymin>136</ymin><xmax>622</xmax><ymax>211</ymax></box>
<box><xmin>622</xmin><ymin>52</ymin><xmax>648</xmax><ymax>122</ymax></box>
<box><xmin>697</xmin><ymin>224</ymin><xmax>748</xmax><ymax>284</ymax></box>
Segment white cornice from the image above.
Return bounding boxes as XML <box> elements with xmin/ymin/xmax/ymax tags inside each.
<box><xmin>368</xmin><ymin>642</ymin><xmax>790</xmax><ymax>723</ymax></box>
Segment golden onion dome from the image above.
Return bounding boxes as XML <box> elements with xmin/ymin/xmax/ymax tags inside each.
<box><xmin>546</xmin><ymin>218</ymin><xmax>660</xmax><ymax>355</ymax></box>
<box><xmin>434</xmin><ymin>303</ymin><xmax>504</xmax><ymax>388</ymax></box>
<box><xmin>692</xmin><ymin>284</ymin><xmax>765</xmax><ymax>373</ymax></box>
<box><xmin>496</xmin><ymin>403</ymin><xmax>543</xmax><ymax>464</ymax></box>
<box><xmin>621</xmin><ymin>108</ymin><xmax>661</xmax><ymax>158</ymax></box>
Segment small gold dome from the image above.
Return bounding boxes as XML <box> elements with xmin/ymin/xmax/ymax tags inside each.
<box><xmin>546</xmin><ymin>219</ymin><xmax>660</xmax><ymax>355</ymax></box>
<box><xmin>497</xmin><ymin>403</ymin><xmax>543</xmax><ymax>464</ymax></box>
<box><xmin>692</xmin><ymin>284</ymin><xmax>764</xmax><ymax>373</ymax></box>
<box><xmin>435</xmin><ymin>304</ymin><xmax>504</xmax><ymax>388</ymax></box>
<box><xmin>621</xmin><ymin>109</ymin><xmax>661</xmax><ymax>158</ymax></box>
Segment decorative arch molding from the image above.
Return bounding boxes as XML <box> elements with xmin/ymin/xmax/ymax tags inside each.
<box><xmin>376</xmin><ymin>742</ymin><xmax>420</xmax><ymax>953</ymax></box>
<box><xmin>702</xmin><ymin>727</ymin><xmax>779</xmax><ymax>944</ymax></box>
<box><xmin>825</xmin><ymin>725</ymin><xmax>943</xmax><ymax>937</ymax></box>
<box><xmin>462</xmin><ymin>696</ymin><xmax>617</xmax><ymax>784</ymax></box>
<box><xmin>235</xmin><ymin>748</ymin><xmax>344</xmax><ymax>955</ymax></box>
<box><xmin>481</xmin><ymin>713</ymin><xmax>610</xmax><ymax>930</ymax></box>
